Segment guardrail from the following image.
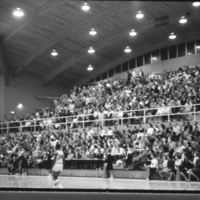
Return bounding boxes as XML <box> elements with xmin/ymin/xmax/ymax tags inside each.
<box><xmin>0</xmin><ymin>103</ymin><xmax>199</xmax><ymax>134</ymax></box>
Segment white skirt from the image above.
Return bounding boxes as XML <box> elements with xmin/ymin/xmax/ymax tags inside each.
<box><xmin>52</xmin><ymin>163</ymin><xmax>63</xmax><ymax>172</ymax></box>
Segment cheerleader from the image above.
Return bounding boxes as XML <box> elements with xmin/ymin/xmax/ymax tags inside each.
<box><xmin>51</xmin><ymin>142</ymin><xmax>64</xmax><ymax>188</ymax></box>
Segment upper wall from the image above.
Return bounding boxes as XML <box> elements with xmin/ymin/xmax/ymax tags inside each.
<box><xmin>88</xmin><ymin>39</ymin><xmax>200</xmax><ymax>83</ymax></box>
<box><xmin>109</xmin><ymin>54</ymin><xmax>200</xmax><ymax>81</ymax></box>
<box><xmin>4</xmin><ymin>73</ymin><xmax>66</xmax><ymax>119</ymax></box>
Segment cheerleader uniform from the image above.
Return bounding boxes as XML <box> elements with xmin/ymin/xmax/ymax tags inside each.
<box><xmin>52</xmin><ymin>150</ymin><xmax>64</xmax><ymax>172</ymax></box>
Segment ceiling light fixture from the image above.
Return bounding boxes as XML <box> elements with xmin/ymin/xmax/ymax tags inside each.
<box><xmin>196</xmin><ymin>45</ymin><xmax>200</xmax><ymax>49</ymax></box>
<box><xmin>51</xmin><ymin>49</ymin><xmax>58</xmax><ymax>57</ymax></box>
<box><xmin>81</xmin><ymin>2</ymin><xmax>90</xmax><ymax>12</ymax></box>
<box><xmin>10</xmin><ymin>111</ymin><xmax>15</xmax><ymax>114</ymax></box>
<box><xmin>88</xmin><ymin>46</ymin><xmax>95</xmax><ymax>54</ymax></box>
<box><xmin>13</xmin><ymin>8</ymin><xmax>25</xmax><ymax>18</ymax></box>
<box><xmin>129</xmin><ymin>29</ymin><xmax>137</xmax><ymax>37</ymax></box>
<box><xmin>179</xmin><ymin>16</ymin><xmax>188</xmax><ymax>24</ymax></box>
<box><xmin>17</xmin><ymin>103</ymin><xmax>24</xmax><ymax>110</ymax></box>
<box><xmin>136</xmin><ymin>11</ymin><xmax>144</xmax><ymax>19</ymax></box>
<box><xmin>151</xmin><ymin>57</ymin><xmax>158</xmax><ymax>61</ymax></box>
<box><xmin>124</xmin><ymin>46</ymin><xmax>132</xmax><ymax>53</ymax></box>
<box><xmin>87</xmin><ymin>64</ymin><xmax>94</xmax><ymax>71</ymax></box>
<box><xmin>169</xmin><ymin>32</ymin><xmax>177</xmax><ymax>40</ymax></box>
<box><xmin>192</xmin><ymin>2</ymin><xmax>200</xmax><ymax>7</ymax></box>
<box><xmin>89</xmin><ymin>28</ymin><xmax>97</xmax><ymax>36</ymax></box>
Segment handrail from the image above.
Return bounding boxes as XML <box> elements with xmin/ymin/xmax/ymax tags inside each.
<box><xmin>0</xmin><ymin>103</ymin><xmax>199</xmax><ymax>134</ymax></box>
<box><xmin>0</xmin><ymin>103</ymin><xmax>197</xmax><ymax>125</ymax></box>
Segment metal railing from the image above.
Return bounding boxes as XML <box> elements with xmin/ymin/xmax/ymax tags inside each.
<box><xmin>0</xmin><ymin>103</ymin><xmax>200</xmax><ymax>134</ymax></box>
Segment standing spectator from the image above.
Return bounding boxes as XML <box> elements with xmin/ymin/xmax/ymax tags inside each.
<box><xmin>104</xmin><ymin>149</ymin><xmax>114</xmax><ymax>181</ymax></box>
<box><xmin>188</xmin><ymin>151</ymin><xmax>200</xmax><ymax>181</ymax></box>
<box><xmin>145</xmin><ymin>152</ymin><xmax>159</xmax><ymax>180</ymax></box>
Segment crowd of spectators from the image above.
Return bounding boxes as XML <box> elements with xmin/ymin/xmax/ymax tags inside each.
<box><xmin>0</xmin><ymin>65</ymin><xmax>200</xmax><ymax>181</ymax></box>
<box><xmin>53</xmin><ymin>65</ymin><xmax>200</xmax><ymax>126</ymax></box>
<box><xmin>1</xmin><ymin>65</ymin><xmax>200</xmax><ymax>133</ymax></box>
<box><xmin>0</xmin><ymin>121</ymin><xmax>200</xmax><ymax>181</ymax></box>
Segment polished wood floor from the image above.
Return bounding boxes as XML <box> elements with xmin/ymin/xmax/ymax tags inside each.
<box><xmin>0</xmin><ymin>175</ymin><xmax>200</xmax><ymax>191</ymax></box>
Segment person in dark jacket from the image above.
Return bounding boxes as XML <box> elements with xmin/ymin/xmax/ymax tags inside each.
<box><xmin>104</xmin><ymin>149</ymin><xmax>114</xmax><ymax>180</ymax></box>
<box><xmin>188</xmin><ymin>151</ymin><xmax>200</xmax><ymax>181</ymax></box>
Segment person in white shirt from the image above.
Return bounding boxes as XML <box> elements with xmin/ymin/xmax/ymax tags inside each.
<box><xmin>146</xmin><ymin>153</ymin><xmax>159</xmax><ymax>180</ymax></box>
<box><xmin>107</xmin><ymin>127</ymin><xmax>113</xmax><ymax>136</ymax></box>
<box><xmin>147</xmin><ymin>124</ymin><xmax>155</xmax><ymax>137</ymax></box>
<box><xmin>51</xmin><ymin>142</ymin><xmax>64</xmax><ymax>188</ymax></box>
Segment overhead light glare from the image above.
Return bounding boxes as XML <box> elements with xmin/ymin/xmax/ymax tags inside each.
<box><xmin>169</xmin><ymin>32</ymin><xmax>177</xmax><ymax>40</ymax></box>
<box><xmin>10</xmin><ymin>111</ymin><xmax>15</xmax><ymax>114</ymax></box>
<box><xmin>192</xmin><ymin>2</ymin><xmax>200</xmax><ymax>7</ymax></box>
<box><xmin>196</xmin><ymin>45</ymin><xmax>200</xmax><ymax>49</ymax></box>
<box><xmin>151</xmin><ymin>57</ymin><xmax>158</xmax><ymax>61</ymax></box>
<box><xmin>51</xmin><ymin>49</ymin><xmax>58</xmax><ymax>57</ymax></box>
<box><xmin>88</xmin><ymin>47</ymin><xmax>95</xmax><ymax>54</ymax></box>
<box><xmin>87</xmin><ymin>64</ymin><xmax>94</xmax><ymax>71</ymax></box>
<box><xmin>89</xmin><ymin>28</ymin><xmax>97</xmax><ymax>36</ymax></box>
<box><xmin>17</xmin><ymin>103</ymin><xmax>24</xmax><ymax>110</ymax></box>
<box><xmin>124</xmin><ymin>46</ymin><xmax>132</xmax><ymax>53</ymax></box>
<box><xmin>136</xmin><ymin>11</ymin><xmax>144</xmax><ymax>19</ymax></box>
<box><xmin>81</xmin><ymin>2</ymin><xmax>90</xmax><ymax>12</ymax></box>
<box><xmin>129</xmin><ymin>29</ymin><xmax>137</xmax><ymax>37</ymax></box>
<box><xmin>13</xmin><ymin>8</ymin><xmax>25</xmax><ymax>18</ymax></box>
<box><xmin>179</xmin><ymin>16</ymin><xmax>188</xmax><ymax>24</ymax></box>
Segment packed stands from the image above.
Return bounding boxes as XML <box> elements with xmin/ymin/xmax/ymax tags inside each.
<box><xmin>0</xmin><ymin>65</ymin><xmax>200</xmax><ymax>181</ymax></box>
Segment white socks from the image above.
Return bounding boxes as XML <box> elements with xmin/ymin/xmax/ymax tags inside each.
<box><xmin>53</xmin><ymin>179</ymin><xmax>63</xmax><ymax>189</ymax></box>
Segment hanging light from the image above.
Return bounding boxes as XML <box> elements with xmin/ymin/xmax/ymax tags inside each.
<box><xmin>13</xmin><ymin>8</ymin><xmax>25</xmax><ymax>18</ymax></box>
<box><xmin>10</xmin><ymin>111</ymin><xmax>15</xmax><ymax>114</ymax></box>
<box><xmin>87</xmin><ymin>64</ymin><xmax>94</xmax><ymax>71</ymax></box>
<box><xmin>136</xmin><ymin>11</ymin><xmax>144</xmax><ymax>19</ymax></box>
<box><xmin>179</xmin><ymin>16</ymin><xmax>188</xmax><ymax>24</ymax></box>
<box><xmin>81</xmin><ymin>2</ymin><xmax>90</xmax><ymax>12</ymax></box>
<box><xmin>129</xmin><ymin>29</ymin><xmax>137</xmax><ymax>37</ymax></box>
<box><xmin>124</xmin><ymin>46</ymin><xmax>132</xmax><ymax>53</ymax></box>
<box><xmin>88</xmin><ymin>47</ymin><xmax>95</xmax><ymax>54</ymax></box>
<box><xmin>169</xmin><ymin>32</ymin><xmax>177</xmax><ymax>40</ymax></box>
<box><xmin>17</xmin><ymin>103</ymin><xmax>24</xmax><ymax>110</ymax></box>
<box><xmin>151</xmin><ymin>57</ymin><xmax>158</xmax><ymax>61</ymax></box>
<box><xmin>196</xmin><ymin>45</ymin><xmax>200</xmax><ymax>49</ymax></box>
<box><xmin>192</xmin><ymin>2</ymin><xmax>200</xmax><ymax>7</ymax></box>
<box><xmin>51</xmin><ymin>49</ymin><xmax>58</xmax><ymax>56</ymax></box>
<box><xmin>89</xmin><ymin>28</ymin><xmax>97</xmax><ymax>36</ymax></box>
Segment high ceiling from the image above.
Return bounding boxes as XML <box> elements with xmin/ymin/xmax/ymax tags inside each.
<box><xmin>0</xmin><ymin>0</ymin><xmax>200</xmax><ymax>88</ymax></box>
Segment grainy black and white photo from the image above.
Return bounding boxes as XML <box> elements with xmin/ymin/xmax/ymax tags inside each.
<box><xmin>0</xmin><ymin>1</ymin><xmax>200</xmax><ymax>199</ymax></box>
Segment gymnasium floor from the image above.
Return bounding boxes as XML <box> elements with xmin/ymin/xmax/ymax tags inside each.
<box><xmin>0</xmin><ymin>175</ymin><xmax>200</xmax><ymax>191</ymax></box>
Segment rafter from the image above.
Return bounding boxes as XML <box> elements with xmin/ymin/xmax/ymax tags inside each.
<box><xmin>76</xmin><ymin>33</ymin><xmax>200</xmax><ymax>87</ymax></box>
<box><xmin>43</xmin><ymin>19</ymin><xmax>157</xmax><ymax>84</ymax></box>
<box><xmin>19</xmin><ymin>2</ymin><xmax>126</xmax><ymax>73</ymax></box>
<box><xmin>3</xmin><ymin>0</ymin><xmax>65</xmax><ymax>41</ymax></box>
<box><xmin>44</xmin><ymin>12</ymin><xmax>200</xmax><ymax>84</ymax></box>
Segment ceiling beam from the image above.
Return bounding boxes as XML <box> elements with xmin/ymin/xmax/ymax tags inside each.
<box><xmin>76</xmin><ymin>33</ymin><xmax>200</xmax><ymax>87</ymax></box>
<box><xmin>19</xmin><ymin>2</ymin><xmax>126</xmax><ymax>74</ymax></box>
<box><xmin>3</xmin><ymin>0</ymin><xmax>65</xmax><ymax>41</ymax></box>
<box><xmin>44</xmin><ymin>12</ymin><xmax>200</xmax><ymax>84</ymax></box>
<box><xmin>42</xmin><ymin>16</ymin><xmax>168</xmax><ymax>83</ymax></box>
